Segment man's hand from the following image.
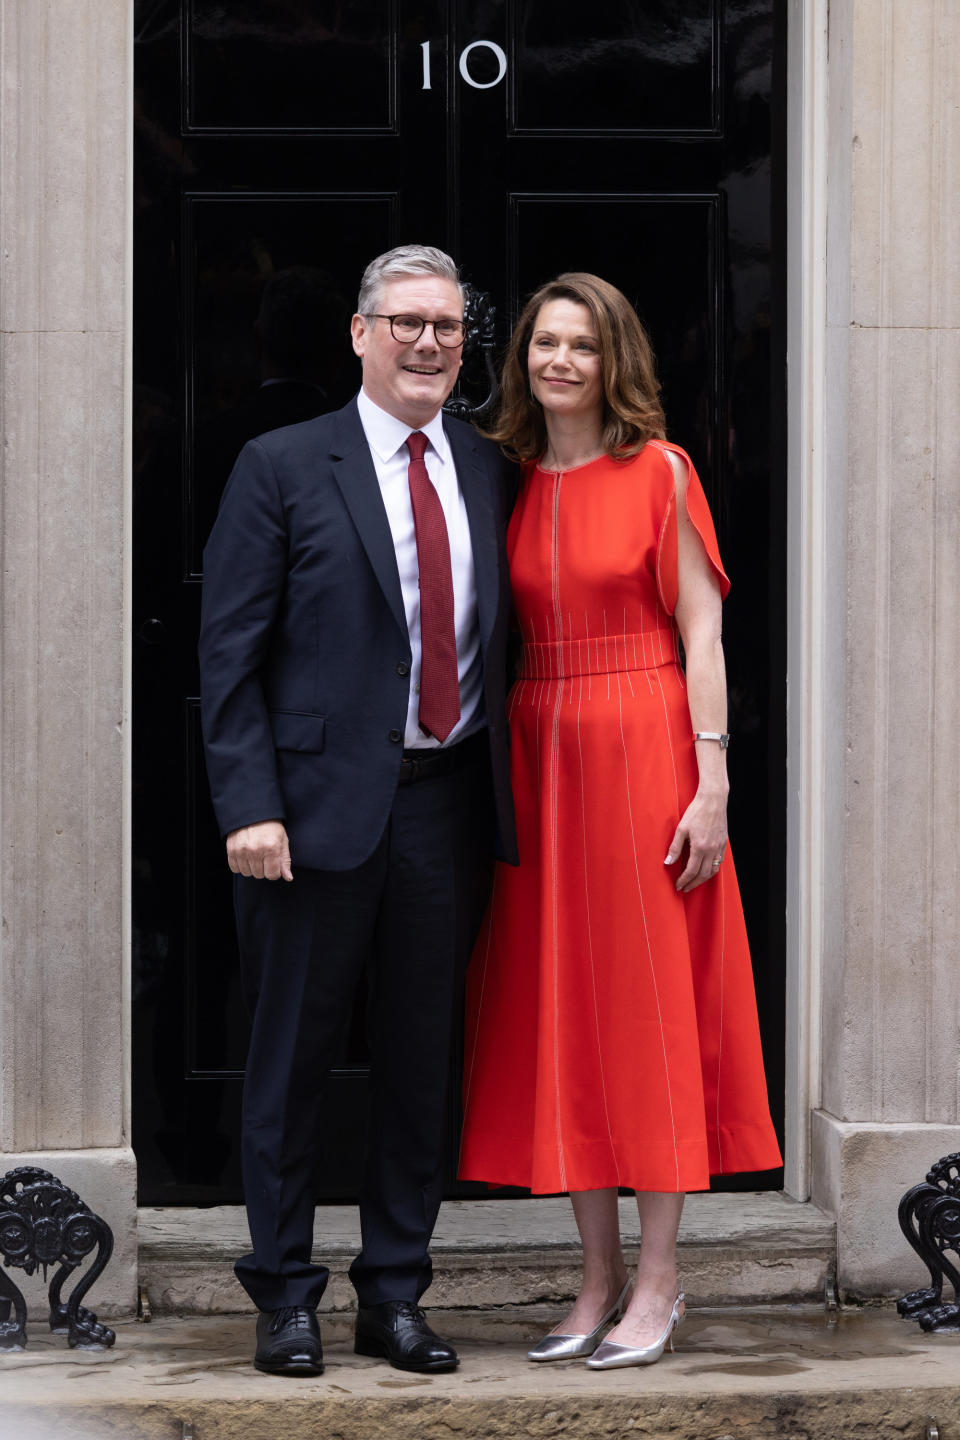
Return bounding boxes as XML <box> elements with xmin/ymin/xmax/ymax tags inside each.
<box><xmin>226</xmin><ymin>821</ymin><xmax>293</xmax><ymax>881</ymax></box>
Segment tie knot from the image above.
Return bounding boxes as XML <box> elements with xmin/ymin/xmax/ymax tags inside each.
<box><xmin>406</xmin><ymin>431</ymin><xmax>428</xmax><ymax>463</ymax></box>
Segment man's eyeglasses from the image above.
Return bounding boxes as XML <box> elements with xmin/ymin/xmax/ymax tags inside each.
<box><xmin>367</xmin><ymin>313</ymin><xmax>466</xmax><ymax>348</ymax></box>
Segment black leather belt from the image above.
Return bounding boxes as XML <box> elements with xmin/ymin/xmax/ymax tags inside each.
<box><xmin>397</xmin><ymin>729</ymin><xmax>487</xmax><ymax>785</ymax></box>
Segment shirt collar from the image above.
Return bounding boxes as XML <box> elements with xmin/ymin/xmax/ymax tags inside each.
<box><xmin>357</xmin><ymin>388</ymin><xmax>450</xmax><ymax>466</ymax></box>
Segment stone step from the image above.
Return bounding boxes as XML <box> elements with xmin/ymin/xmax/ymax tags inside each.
<box><xmin>1</xmin><ymin>1307</ymin><xmax>957</xmax><ymax>1440</ymax></box>
<box><xmin>139</xmin><ymin>1192</ymin><xmax>835</xmax><ymax>1317</ymax></box>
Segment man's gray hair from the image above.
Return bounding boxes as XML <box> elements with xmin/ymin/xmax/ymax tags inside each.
<box><xmin>357</xmin><ymin>244</ymin><xmax>463</xmax><ymax>316</ymax></box>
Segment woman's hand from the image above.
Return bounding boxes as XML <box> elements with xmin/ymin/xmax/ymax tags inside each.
<box><xmin>664</xmin><ymin>788</ymin><xmax>728</xmax><ymax>893</ymax></box>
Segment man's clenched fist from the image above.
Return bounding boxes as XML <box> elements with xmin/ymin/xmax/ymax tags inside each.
<box><xmin>226</xmin><ymin>821</ymin><xmax>293</xmax><ymax>881</ymax></box>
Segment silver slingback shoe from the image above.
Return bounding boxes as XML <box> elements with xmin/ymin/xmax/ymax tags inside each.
<box><xmin>527</xmin><ymin>1279</ymin><xmax>631</xmax><ymax>1362</ymax></box>
<box><xmin>585</xmin><ymin>1284</ymin><xmax>685</xmax><ymax>1370</ymax></box>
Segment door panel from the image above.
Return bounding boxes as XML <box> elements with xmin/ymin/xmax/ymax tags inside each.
<box><xmin>507</xmin><ymin>195</ymin><xmax>721</xmax><ymax>498</ymax></box>
<box><xmin>185</xmin><ymin>192</ymin><xmax>394</xmax><ymax>571</ymax></box>
<box><xmin>185</xmin><ymin>0</ymin><xmax>399</xmax><ymax>133</ymax></box>
<box><xmin>511</xmin><ymin>0</ymin><xmax>720</xmax><ymax>134</ymax></box>
<box><xmin>133</xmin><ymin>0</ymin><xmax>785</xmax><ymax>1204</ymax></box>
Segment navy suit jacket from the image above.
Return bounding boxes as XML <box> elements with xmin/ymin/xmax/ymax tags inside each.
<box><xmin>199</xmin><ymin>396</ymin><xmax>518</xmax><ymax>872</ymax></box>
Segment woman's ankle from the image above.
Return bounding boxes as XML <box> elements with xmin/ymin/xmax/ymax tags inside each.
<box><xmin>580</xmin><ymin>1268</ymin><xmax>629</xmax><ymax>1305</ymax></box>
<box><xmin>632</xmin><ymin>1264</ymin><xmax>679</xmax><ymax>1297</ymax></box>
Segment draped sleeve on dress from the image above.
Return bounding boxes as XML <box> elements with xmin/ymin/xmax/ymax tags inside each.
<box><xmin>652</xmin><ymin>441</ymin><xmax>731</xmax><ymax>615</ymax></box>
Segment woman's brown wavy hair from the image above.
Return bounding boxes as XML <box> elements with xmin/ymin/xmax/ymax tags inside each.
<box><xmin>484</xmin><ymin>273</ymin><xmax>666</xmax><ymax>462</ymax></box>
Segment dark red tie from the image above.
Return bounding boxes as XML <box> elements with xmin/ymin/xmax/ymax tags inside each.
<box><xmin>406</xmin><ymin>431</ymin><xmax>461</xmax><ymax>742</ymax></box>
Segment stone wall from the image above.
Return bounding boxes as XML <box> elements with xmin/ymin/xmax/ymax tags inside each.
<box><xmin>0</xmin><ymin>0</ymin><xmax>136</xmax><ymax>1313</ymax></box>
<box><xmin>812</xmin><ymin>0</ymin><xmax>960</xmax><ymax>1295</ymax></box>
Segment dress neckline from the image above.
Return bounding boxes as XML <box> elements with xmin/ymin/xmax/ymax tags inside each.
<box><xmin>532</xmin><ymin>452</ymin><xmax>612</xmax><ymax>478</ymax></box>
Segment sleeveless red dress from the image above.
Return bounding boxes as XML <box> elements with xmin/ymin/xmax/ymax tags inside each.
<box><xmin>459</xmin><ymin>442</ymin><xmax>782</xmax><ymax>1194</ymax></box>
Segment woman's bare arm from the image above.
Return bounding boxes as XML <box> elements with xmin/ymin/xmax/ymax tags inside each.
<box><xmin>663</xmin><ymin>450</ymin><xmax>729</xmax><ymax>893</ymax></box>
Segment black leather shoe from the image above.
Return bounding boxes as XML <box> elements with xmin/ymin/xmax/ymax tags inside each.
<box><xmin>254</xmin><ymin>1306</ymin><xmax>324</xmax><ymax>1376</ymax></box>
<box><xmin>354</xmin><ymin>1300</ymin><xmax>458</xmax><ymax>1373</ymax></box>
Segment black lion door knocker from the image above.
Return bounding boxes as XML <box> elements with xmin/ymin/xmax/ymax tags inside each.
<box><xmin>444</xmin><ymin>282</ymin><xmax>499</xmax><ymax>422</ymax></box>
<box><xmin>0</xmin><ymin>1167</ymin><xmax>115</xmax><ymax>1350</ymax></box>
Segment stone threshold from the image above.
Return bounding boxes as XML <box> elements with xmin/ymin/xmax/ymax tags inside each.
<box><xmin>139</xmin><ymin>1191</ymin><xmax>835</xmax><ymax>1316</ymax></box>
<box><xmin>1</xmin><ymin>1307</ymin><xmax>956</xmax><ymax>1440</ymax></box>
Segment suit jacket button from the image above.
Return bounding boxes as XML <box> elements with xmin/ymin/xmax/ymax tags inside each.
<box><xmin>397</xmin><ymin>661</ymin><xmax>410</xmax><ymax>676</ymax></box>
<box><xmin>389</xmin><ymin>729</ymin><xmax>402</xmax><ymax>743</ymax></box>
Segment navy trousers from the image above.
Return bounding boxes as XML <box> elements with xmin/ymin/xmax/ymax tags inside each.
<box><xmin>233</xmin><ymin>740</ymin><xmax>494</xmax><ymax>1311</ymax></box>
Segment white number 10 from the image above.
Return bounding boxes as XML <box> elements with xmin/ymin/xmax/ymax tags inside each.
<box><xmin>421</xmin><ymin>40</ymin><xmax>508</xmax><ymax>91</ymax></box>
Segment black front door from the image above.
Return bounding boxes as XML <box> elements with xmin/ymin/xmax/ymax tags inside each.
<box><xmin>133</xmin><ymin>0</ymin><xmax>786</xmax><ymax>1204</ymax></box>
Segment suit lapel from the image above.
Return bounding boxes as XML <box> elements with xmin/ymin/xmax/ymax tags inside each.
<box><xmin>448</xmin><ymin>421</ymin><xmax>498</xmax><ymax>654</ymax></box>
<box><xmin>330</xmin><ymin>400</ymin><xmax>408</xmax><ymax>642</ymax></box>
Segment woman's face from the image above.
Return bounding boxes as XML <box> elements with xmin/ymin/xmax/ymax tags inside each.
<box><xmin>527</xmin><ymin>299</ymin><xmax>604</xmax><ymax>422</ymax></box>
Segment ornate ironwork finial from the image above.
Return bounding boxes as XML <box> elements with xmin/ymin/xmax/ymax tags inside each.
<box><xmin>0</xmin><ymin>1167</ymin><xmax>116</xmax><ymax>1350</ymax></box>
<box><xmin>897</xmin><ymin>1152</ymin><xmax>960</xmax><ymax>1333</ymax></box>
<box><xmin>443</xmin><ymin>282</ymin><xmax>499</xmax><ymax>422</ymax></box>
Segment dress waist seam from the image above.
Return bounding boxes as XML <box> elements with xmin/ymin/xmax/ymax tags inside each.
<box><xmin>519</xmin><ymin>630</ymin><xmax>679</xmax><ymax>679</ymax></box>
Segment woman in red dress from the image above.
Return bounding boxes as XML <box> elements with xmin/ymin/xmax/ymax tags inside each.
<box><xmin>458</xmin><ymin>274</ymin><xmax>781</xmax><ymax>1369</ymax></box>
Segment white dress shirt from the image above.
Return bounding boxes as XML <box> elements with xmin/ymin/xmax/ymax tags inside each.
<box><xmin>356</xmin><ymin>389</ymin><xmax>483</xmax><ymax>749</ymax></box>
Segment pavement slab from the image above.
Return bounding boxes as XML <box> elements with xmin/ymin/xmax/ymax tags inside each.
<box><xmin>1</xmin><ymin>1306</ymin><xmax>958</xmax><ymax>1440</ymax></box>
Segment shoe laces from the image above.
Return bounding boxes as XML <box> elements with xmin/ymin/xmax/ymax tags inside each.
<box><xmin>270</xmin><ymin>1306</ymin><xmax>311</xmax><ymax>1334</ymax></box>
<box><xmin>394</xmin><ymin>1301</ymin><xmax>427</xmax><ymax>1324</ymax></box>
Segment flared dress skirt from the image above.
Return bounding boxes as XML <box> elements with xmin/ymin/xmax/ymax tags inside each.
<box><xmin>458</xmin><ymin>442</ymin><xmax>783</xmax><ymax>1194</ymax></box>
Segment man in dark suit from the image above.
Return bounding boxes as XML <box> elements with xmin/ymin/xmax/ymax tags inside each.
<box><xmin>199</xmin><ymin>245</ymin><xmax>516</xmax><ymax>1377</ymax></box>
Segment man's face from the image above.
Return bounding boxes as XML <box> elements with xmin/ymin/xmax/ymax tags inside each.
<box><xmin>351</xmin><ymin>275</ymin><xmax>464</xmax><ymax>427</ymax></box>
